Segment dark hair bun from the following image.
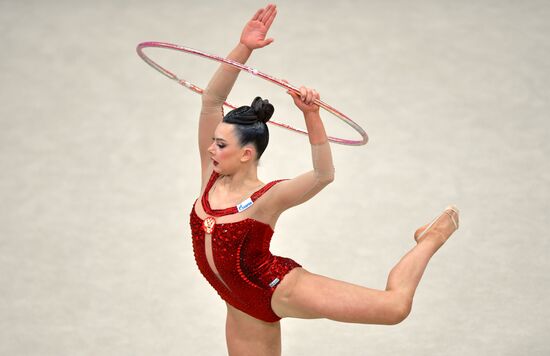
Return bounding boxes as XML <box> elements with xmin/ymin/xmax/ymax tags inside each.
<box><xmin>223</xmin><ymin>96</ymin><xmax>274</xmax><ymax>125</ymax></box>
<box><xmin>251</xmin><ymin>97</ymin><xmax>274</xmax><ymax>123</ymax></box>
<box><xmin>221</xmin><ymin>96</ymin><xmax>272</xmax><ymax>159</ymax></box>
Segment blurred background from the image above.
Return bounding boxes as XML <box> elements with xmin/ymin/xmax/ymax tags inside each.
<box><xmin>1</xmin><ymin>0</ymin><xmax>549</xmax><ymax>355</ymax></box>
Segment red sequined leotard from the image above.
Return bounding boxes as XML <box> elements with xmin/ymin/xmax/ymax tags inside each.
<box><xmin>189</xmin><ymin>171</ymin><xmax>301</xmax><ymax>322</ymax></box>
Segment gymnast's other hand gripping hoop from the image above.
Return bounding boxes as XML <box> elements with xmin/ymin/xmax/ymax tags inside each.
<box><xmin>136</xmin><ymin>41</ymin><xmax>368</xmax><ymax>146</ymax></box>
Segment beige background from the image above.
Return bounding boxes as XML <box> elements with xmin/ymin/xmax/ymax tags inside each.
<box><xmin>1</xmin><ymin>0</ymin><xmax>549</xmax><ymax>355</ymax></box>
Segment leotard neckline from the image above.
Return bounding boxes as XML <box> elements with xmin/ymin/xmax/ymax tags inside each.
<box><xmin>201</xmin><ymin>171</ymin><xmax>284</xmax><ymax>218</ymax></box>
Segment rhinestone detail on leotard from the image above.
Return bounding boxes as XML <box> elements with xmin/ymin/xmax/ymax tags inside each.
<box><xmin>189</xmin><ymin>171</ymin><xmax>301</xmax><ymax>322</ymax></box>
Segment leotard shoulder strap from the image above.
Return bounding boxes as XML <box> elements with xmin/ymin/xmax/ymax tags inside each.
<box><xmin>202</xmin><ymin>171</ymin><xmax>286</xmax><ymax>217</ymax></box>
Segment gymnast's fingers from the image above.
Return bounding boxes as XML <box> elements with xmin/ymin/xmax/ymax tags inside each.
<box><xmin>251</xmin><ymin>8</ymin><xmax>263</xmax><ymax>21</ymax></box>
<box><xmin>264</xmin><ymin>4</ymin><xmax>276</xmax><ymax>21</ymax></box>
<box><xmin>258</xmin><ymin>4</ymin><xmax>271</xmax><ymax>22</ymax></box>
<box><xmin>262</xmin><ymin>38</ymin><xmax>274</xmax><ymax>46</ymax></box>
<box><xmin>264</xmin><ymin>7</ymin><xmax>277</xmax><ymax>29</ymax></box>
<box><xmin>299</xmin><ymin>86</ymin><xmax>308</xmax><ymax>102</ymax></box>
<box><xmin>305</xmin><ymin>87</ymin><xmax>314</xmax><ymax>104</ymax></box>
<box><xmin>287</xmin><ymin>89</ymin><xmax>300</xmax><ymax>104</ymax></box>
<box><xmin>312</xmin><ymin>89</ymin><xmax>320</xmax><ymax>102</ymax></box>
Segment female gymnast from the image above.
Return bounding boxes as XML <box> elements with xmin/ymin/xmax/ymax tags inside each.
<box><xmin>189</xmin><ymin>4</ymin><xmax>459</xmax><ymax>355</ymax></box>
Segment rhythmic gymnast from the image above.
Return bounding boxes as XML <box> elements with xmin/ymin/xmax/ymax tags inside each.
<box><xmin>189</xmin><ymin>4</ymin><xmax>459</xmax><ymax>355</ymax></box>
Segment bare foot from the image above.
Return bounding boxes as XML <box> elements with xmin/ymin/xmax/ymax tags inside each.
<box><xmin>414</xmin><ymin>206</ymin><xmax>459</xmax><ymax>245</ymax></box>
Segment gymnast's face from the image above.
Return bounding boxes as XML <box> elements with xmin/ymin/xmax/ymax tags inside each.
<box><xmin>208</xmin><ymin>123</ymin><xmax>255</xmax><ymax>174</ymax></box>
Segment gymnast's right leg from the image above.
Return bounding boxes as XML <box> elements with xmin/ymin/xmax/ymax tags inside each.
<box><xmin>271</xmin><ymin>207</ymin><xmax>459</xmax><ymax>325</ymax></box>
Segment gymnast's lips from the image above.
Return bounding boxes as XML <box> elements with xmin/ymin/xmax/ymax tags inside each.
<box><xmin>212</xmin><ymin>159</ymin><xmax>219</xmax><ymax>166</ymax></box>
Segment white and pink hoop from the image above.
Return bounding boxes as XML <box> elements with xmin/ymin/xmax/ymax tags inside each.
<box><xmin>136</xmin><ymin>41</ymin><xmax>368</xmax><ymax>146</ymax></box>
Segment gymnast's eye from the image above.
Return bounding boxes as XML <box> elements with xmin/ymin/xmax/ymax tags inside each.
<box><xmin>217</xmin><ymin>143</ymin><xmax>226</xmax><ymax>149</ymax></box>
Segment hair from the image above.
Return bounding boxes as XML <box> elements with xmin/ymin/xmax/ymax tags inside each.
<box><xmin>222</xmin><ymin>96</ymin><xmax>274</xmax><ymax>159</ymax></box>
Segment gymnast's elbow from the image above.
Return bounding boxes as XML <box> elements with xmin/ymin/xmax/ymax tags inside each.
<box><xmin>317</xmin><ymin>169</ymin><xmax>335</xmax><ymax>186</ymax></box>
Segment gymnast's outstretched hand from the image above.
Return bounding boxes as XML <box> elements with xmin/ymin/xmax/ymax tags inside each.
<box><xmin>288</xmin><ymin>86</ymin><xmax>321</xmax><ymax>114</ymax></box>
<box><xmin>240</xmin><ymin>4</ymin><xmax>277</xmax><ymax>50</ymax></box>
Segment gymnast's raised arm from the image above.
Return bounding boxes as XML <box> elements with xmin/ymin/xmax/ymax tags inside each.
<box><xmin>198</xmin><ymin>4</ymin><xmax>277</xmax><ymax>182</ymax></box>
<box><xmin>268</xmin><ymin>86</ymin><xmax>335</xmax><ymax>213</ymax></box>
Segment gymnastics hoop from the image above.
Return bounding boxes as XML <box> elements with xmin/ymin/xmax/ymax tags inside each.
<box><xmin>136</xmin><ymin>41</ymin><xmax>368</xmax><ymax>146</ymax></box>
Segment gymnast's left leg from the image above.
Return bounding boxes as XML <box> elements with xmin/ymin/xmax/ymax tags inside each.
<box><xmin>271</xmin><ymin>207</ymin><xmax>459</xmax><ymax>325</ymax></box>
<box><xmin>225</xmin><ymin>304</ymin><xmax>282</xmax><ymax>356</ymax></box>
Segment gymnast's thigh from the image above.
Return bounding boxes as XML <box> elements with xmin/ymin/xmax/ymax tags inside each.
<box><xmin>271</xmin><ymin>267</ymin><xmax>322</xmax><ymax>319</ymax></box>
<box><xmin>271</xmin><ymin>267</ymin><xmax>389</xmax><ymax>322</ymax></box>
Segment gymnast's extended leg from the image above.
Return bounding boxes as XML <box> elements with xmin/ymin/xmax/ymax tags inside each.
<box><xmin>271</xmin><ymin>207</ymin><xmax>459</xmax><ymax>325</ymax></box>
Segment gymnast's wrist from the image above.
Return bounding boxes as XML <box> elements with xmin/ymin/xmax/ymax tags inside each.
<box><xmin>304</xmin><ymin>111</ymin><xmax>321</xmax><ymax>120</ymax></box>
<box><xmin>237</xmin><ymin>42</ymin><xmax>254</xmax><ymax>53</ymax></box>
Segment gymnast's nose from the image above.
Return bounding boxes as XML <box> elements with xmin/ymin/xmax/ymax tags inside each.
<box><xmin>208</xmin><ymin>141</ymin><xmax>216</xmax><ymax>155</ymax></box>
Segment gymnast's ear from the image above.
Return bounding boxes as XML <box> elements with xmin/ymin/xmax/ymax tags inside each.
<box><xmin>240</xmin><ymin>144</ymin><xmax>256</xmax><ymax>163</ymax></box>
